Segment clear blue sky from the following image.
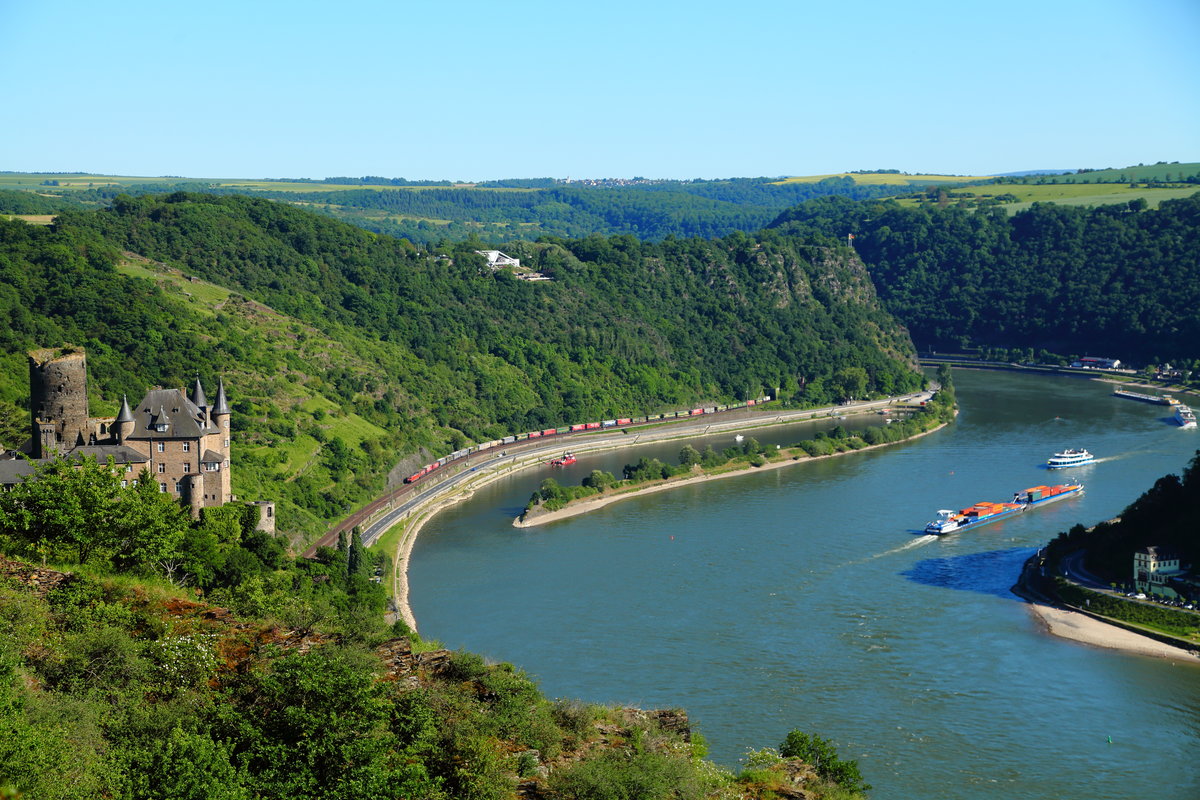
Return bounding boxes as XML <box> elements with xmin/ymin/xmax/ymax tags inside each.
<box><xmin>2</xmin><ymin>0</ymin><xmax>1197</xmax><ymax>180</ymax></box>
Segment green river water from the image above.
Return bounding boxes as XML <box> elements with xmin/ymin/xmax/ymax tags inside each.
<box><xmin>410</xmin><ymin>369</ymin><xmax>1200</xmax><ymax>799</ymax></box>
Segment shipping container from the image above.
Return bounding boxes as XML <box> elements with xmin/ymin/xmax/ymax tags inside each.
<box><xmin>556</xmin><ymin>427</ymin><xmax>569</xmax><ymax>435</ymax></box>
<box><xmin>502</xmin><ymin>436</ymin><xmax>516</xmax><ymax>444</ymax></box>
<box><xmin>747</xmin><ymin>399</ymin><xmax>756</xmax><ymax>406</ymax></box>
<box><xmin>543</xmin><ymin>428</ymin><xmax>558</xmax><ymax>436</ymax></box>
<box><xmin>690</xmin><ymin>408</ymin><xmax>704</xmax><ymax>416</ymax></box>
<box><xmin>585</xmin><ymin>421</ymin><xmax>601</xmax><ymax>430</ymax></box>
<box><xmin>569</xmin><ymin>424</ymin><xmax>586</xmax><ymax>432</ymax></box>
<box><xmin>602</xmin><ymin>420</ymin><xmax>617</xmax><ymax>428</ymax></box>
<box><xmin>617</xmin><ymin>418</ymin><xmax>632</xmax><ymax>425</ymax></box>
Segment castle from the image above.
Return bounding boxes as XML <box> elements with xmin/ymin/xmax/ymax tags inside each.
<box><xmin>2</xmin><ymin>347</ymin><xmax>272</xmax><ymax>529</ymax></box>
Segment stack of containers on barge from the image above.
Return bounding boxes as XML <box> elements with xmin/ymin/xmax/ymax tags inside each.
<box><xmin>1013</xmin><ymin>482</ymin><xmax>1084</xmax><ymax>506</ymax></box>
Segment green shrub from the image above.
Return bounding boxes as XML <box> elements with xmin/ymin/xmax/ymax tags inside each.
<box><xmin>779</xmin><ymin>730</ymin><xmax>870</xmax><ymax>794</ymax></box>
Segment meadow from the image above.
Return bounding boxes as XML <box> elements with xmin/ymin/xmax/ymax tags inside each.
<box><xmin>774</xmin><ymin>172</ymin><xmax>990</xmax><ymax>186</ymax></box>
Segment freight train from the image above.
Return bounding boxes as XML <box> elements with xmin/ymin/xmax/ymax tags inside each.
<box><xmin>402</xmin><ymin>398</ymin><xmax>769</xmax><ymax>484</ymax></box>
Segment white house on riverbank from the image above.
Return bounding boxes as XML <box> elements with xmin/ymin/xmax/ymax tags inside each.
<box><xmin>1133</xmin><ymin>546</ymin><xmax>1186</xmax><ymax>598</ymax></box>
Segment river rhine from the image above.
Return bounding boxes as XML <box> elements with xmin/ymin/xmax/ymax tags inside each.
<box><xmin>409</xmin><ymin>369</ymin><xmax>1200</xmax><ymax>799</ymax></box>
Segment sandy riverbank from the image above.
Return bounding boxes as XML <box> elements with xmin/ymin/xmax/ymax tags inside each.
<box><xmin>1025</xmin><ymin>602</ymin><xmax>1200</xmax><ymax>663</ymax></box>
<box><xmin>514</xmin><ymin>421</ymin><xmax>949</xmax><ymax>528</ymax></box>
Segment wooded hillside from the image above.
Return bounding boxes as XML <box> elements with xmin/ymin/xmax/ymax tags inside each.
<box><xmin>771</xmin><ymin>193</ymin><xmax>1200</xmax><ymax>362</ymax></box>
<box><xmin>2</xmin><ymin>194</ymin><xmax>922</xmax><ymax>539</ymax></box>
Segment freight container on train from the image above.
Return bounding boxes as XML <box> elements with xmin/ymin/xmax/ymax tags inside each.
<box><xmin>602</xmin><ymin>419</ymin><xmax>617</xmax><ymax>428</ymax></box>
<box><xmin>569</xmin><ymin>424</ymin><xmax>586</xmax><ymax>432</ymax></box>
<box><xmin>585</xmin><ymin>422</ymin><xmax>601</xmax><ymax>429</ymax></box>
<box><xmin>617</xmin><ymin>418</ymin><xmax>632</xmax><ymax>425</ymax></box>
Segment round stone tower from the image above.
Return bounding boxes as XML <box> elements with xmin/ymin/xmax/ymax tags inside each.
<box><xmin>29</xmin><ymin>348</ymin><xmax>90</xmax><ymax>458</ymax></box>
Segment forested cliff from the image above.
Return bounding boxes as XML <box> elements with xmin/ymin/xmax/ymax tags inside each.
<box><xmin>770</xmin><ymin>193</ymin><xmax>1200</xmax><ymax>362</ymax></box>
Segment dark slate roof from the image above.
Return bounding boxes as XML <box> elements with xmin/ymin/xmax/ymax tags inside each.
<box><xmin>190</xmin><ymin>377</ymin><xmax>208</xmax><ymax>410</ymax></box>
<box><xmin>212</xmin><ymin>378</ymin><xmax>230</xmax><ymax>416</ymax></box>
<box><xmin>68</xmin><ymin>445</ymin><xmax>149</xmax><ymax>465</ymax></box>
<box><xmin>115</xmin><ymin>394</ymin><xmax>134</xmax><ymax>424</ymax></box>
<box><xmin>202</xmin><ymin>449</ymin><xmax>224</xmax><ymax>463</ymax></box>
<box><xmin>128</xmin><ymin>388</ymin><xmax>216</xmax><ymax>440</ymax></box>
<box><xmin>0</xmin><ymin>446</ymin><xmax>148</xmax><ymax>486</ymax></box>
<box><xmin>0</xmin><ymin>459</ymin><xmax>36</xmax><ymax>485</ymax></box>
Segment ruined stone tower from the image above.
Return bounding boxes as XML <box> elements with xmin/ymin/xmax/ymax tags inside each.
<box><xmin>29</xmin><ymin>348</ymin><xmax>90</xmax><ymax>458</ymax></box>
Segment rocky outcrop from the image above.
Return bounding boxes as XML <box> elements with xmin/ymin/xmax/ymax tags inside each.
<box><xmin>373</xmin><ymin>636</ymin><xmax>453</xmax><ymax>688</ymax></box>
<box><xmin>0</xmin><ymin>556</ymin><xmax>74</xmax><ymax>597</ymax></box>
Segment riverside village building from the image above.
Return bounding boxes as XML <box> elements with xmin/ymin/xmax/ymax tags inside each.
<box><xmin>0</xmin><ymin>347</ymin><xmax>273</xmax><ymax>530</ymax></box>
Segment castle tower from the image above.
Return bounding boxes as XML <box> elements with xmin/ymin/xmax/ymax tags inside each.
<box><xmin>29</xmin><ymin>348</ymin><xmax>90</xmax><ymax>458</ymax></box>
<box><xmin>114</xmin><ymin>394</ymin><xmax>134</xmax><ymax>444</ymax></box>
<box><xmin>250</xmin><ymin>500</ymin><xmax>277</xmax><ymax>535</ymax></box>
<box><xmin>206</xmin><ymin>378</ymin><xmax>233</xmax><ymax>506</ymax></box>
<box><xmin>212</xmin><ymin>377</ymin><xmax>230</xmax><ymax>451</ymax></box>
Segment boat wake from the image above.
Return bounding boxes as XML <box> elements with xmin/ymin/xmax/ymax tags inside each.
<box><xmin>879</xmin><ymin>535</ymin><xmax>939</xmax><ymax>556</ymax></box>
<box><xmin>837</xmin><ymin>535</ymin><xmax>939</xmax><ymax>570</ymax></box>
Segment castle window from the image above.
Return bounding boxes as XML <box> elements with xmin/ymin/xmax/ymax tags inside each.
<box><xmin>155</xmin><ymin>423</ymin><xmax>168</xmax><ymax>432</ymax></box>
<box><xmin>125</xmin><ymin>463</ymin><xmax>133</xmax><ymax>472</ymax></box>
<box><xmin>158</xmin><ymin>463</ymin><xmax>165</xmax><ymax>473</ymax></box>
<box><xmin>156</xmin><ymin>442</ymin><xmax>164</xmax><ymax>453</ymax></box>
<box><xmin>182</xmin><ymin>442</ymin><xmax>190</xmax><ymax>452</ymax></box>
<box><xmin>120</xmin><ymin>480</ymin><xmax>127</xmax><ymax>488</ymax></box>
<box><xmin>224</xmin><ymin>438</ymin><xmax>230</xmax><ymax>448</ymax></box>
<box><xmin>174</xmin><ymin>482</ymin><xmax>182</xmax><ymax>493</ymax></box>
<box><xmin>158</xmin><ymin>482</ymin><xmax>167</xmax><ymax>492</ymax></box>
<box><xmin>183</xmin><ymin>463</ymin><xmax>191</xmax><ymax>474</ymax></box>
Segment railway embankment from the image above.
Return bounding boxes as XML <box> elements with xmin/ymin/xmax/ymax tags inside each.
<box><xmin>514</xmin><ymin>419</ymin><xmax>950</xmax><ymax>529</ymax></box>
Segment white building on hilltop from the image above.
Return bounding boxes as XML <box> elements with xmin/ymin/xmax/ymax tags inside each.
<box><xmin>475</xmin><ymin>250</ymin><xmax>520</xmax><ymax>270</ymax></box>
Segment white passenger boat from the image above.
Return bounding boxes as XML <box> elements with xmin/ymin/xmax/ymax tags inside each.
<box><xmin>1046</xmin><ymin>448</ymin><xmax>1096</xmax><ymax>469</ymax></box>
<box><xmin>1175</xmin><ymin>405</ymin><xmax>1197</xmax><ymax>429</ymax></box>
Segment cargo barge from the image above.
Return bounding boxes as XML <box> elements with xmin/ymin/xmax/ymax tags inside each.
<box><xmin>924</xmin><ymin>482</ymin><xmax>1083</xmax><ymax>535</ymax></box>
<box><xmin>924</xmin><ymin>501</ymin><xmax>1025</xmax><ymax>535</ymax></box>
<box><xmin>1113</xmin><ymin>389</ymin><xmax>1179</xmax><ymax>406</ymax></box>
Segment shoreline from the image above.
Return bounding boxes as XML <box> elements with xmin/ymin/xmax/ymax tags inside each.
<box><xmin>1024</xmin><ymin>601</ymin><xmax>1200</xmax><ymax>663</ymax></box>
<box><xmin>513</xmin><ymin>421</ymin><xmax>950</xmax><ymax>528</ymax></box>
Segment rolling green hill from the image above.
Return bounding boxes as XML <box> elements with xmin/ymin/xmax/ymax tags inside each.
<box><xmin>2</xmin><ymin>193</ymin><xmax>923</xmax><ymax>541</ymax></box>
